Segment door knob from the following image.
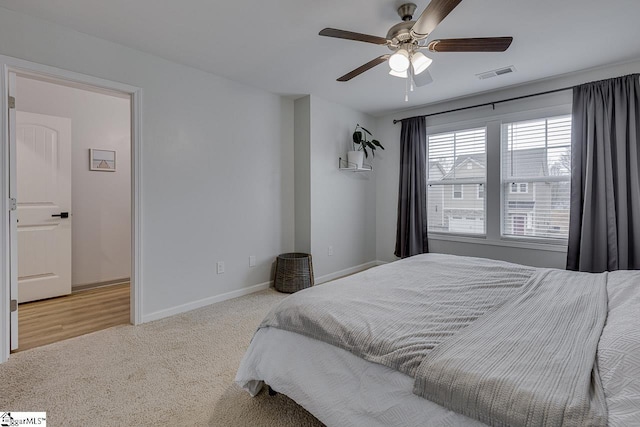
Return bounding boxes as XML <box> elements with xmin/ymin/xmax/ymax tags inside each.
<box><xmin>51</xmin><ymin>212</ymin><xmax>69</xmax><ymax>218</ymax></box>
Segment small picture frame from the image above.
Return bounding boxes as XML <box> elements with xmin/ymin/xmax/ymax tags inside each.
<box><xmin>90</xmin><ymin>149</ymin><xmax>116</xmax><ymax>172</ymax></box>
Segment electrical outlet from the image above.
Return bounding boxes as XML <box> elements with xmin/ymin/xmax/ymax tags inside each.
<box><xmin>249</xmin><ymin>256</ymin><xmax>256</xmax><ymax>267</ymax></box>
<box><xmin>216</xmin><ymin>261</ymin><xmax>225</xmax><ymax>274</ymax></box>
<box><xmin>328</xmin><ymin>246</ymin><xmax>333</xmax><ymax>256</ymax></box>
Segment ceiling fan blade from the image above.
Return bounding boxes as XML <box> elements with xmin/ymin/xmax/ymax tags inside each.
<box><xmin>411</xmin><ymin>0</ymin><xmax>463</xmax><ymax>40</ymax></box>
<box><xmin>337</xmin><ymin>55</ymin><xmax>390</xmax><ymax>82</ymax></box>
<box><xmin>413</xmin><ymin>69</ymin><xmax>434</xmax><ymax>87</ymax></box>
<box><xmin>428</xmin><ymin>37</ymin><xmax>513</xmax><ymax>52</ymax></box>
<box><xmin>319</xmin><ymin>28</ymin><xmax>389</xmax><ymax>45</ymax></box>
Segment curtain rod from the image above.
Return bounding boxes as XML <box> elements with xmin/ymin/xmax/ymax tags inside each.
<box><xmin>392</xmin><ymin>85</ymin><xmax>574</xmax><ymax>124</ymax></box>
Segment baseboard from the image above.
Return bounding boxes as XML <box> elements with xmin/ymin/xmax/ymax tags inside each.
<box><xmin>73</xmin><ymin>278</ymin><xmax>130</xmax><ymax>292</ymax></box>
<box><xmin>314</xmin><ymin>260</ymin><xmax>384</xmax><ymax>285</ymax></box>
<box><xmin>142</xmin><ymin>281</ymin><xmax>271</xmax><ymax>323</ymax></box>
<box><xmin>142</xmin><ymin>261</ymin><xmax>389</xmax><ymax>323</ymax></box>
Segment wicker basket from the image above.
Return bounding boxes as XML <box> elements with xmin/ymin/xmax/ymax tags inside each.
<box><xmin>274</xmin><ymin>253</ymin><xmax>314</xmax><ymax>293</ymax></box>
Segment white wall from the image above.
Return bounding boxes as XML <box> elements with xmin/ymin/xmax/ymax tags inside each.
<box><xmin>375</xmin><ymin>59</ymin><xmax>640</xmax><ymax>268</ymax></box>
<box><xmin>16</xmin><ymin>76</ymin><xmax>131</xmax><ymax>288</ymax></box>
<box><xmin>0</xmin><ymin>7</ymin><xmax>295</xmax><ymax>318</ymax></box>
<box><xmin>308</xmin><ymin>95</ymin><xmax>378</xmax><ymax>278</ymax></box>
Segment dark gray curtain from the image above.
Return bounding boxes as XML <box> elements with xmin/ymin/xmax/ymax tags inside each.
<box><xmin>567</xmin><ymin>74</ymin><xmax>640</xmax><ymax>272</ymax></box>
<box><xmin>395</xmin><ymin>117</ymin><xmax>428</xmax><ymax>258</ymax></box>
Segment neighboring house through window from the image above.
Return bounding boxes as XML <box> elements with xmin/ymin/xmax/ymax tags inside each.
<box><xmin>427</xmin><ymin>127</ymin><xmax>486</xmax><ymax>235</ymax></box>
<box><xmin>502</xmin><ymin>115</ymin><xmax>572</xmax><ymax>239</ymax></box>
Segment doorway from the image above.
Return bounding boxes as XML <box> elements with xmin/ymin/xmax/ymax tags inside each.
<box><xmin>1</xmin><ymin>57</ymin><xmax>142</xmax><ymax>361</ymax></box>
<box><xmin>12</xmin><ymin>74</ymin><xmax>131</xmax><ymax>351</ymax></box>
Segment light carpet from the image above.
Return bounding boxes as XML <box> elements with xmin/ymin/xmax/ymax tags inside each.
<box><xmin>0</xmin><ymin>289</ymin><xmax>324</xmax><ymax>426</ymax></box>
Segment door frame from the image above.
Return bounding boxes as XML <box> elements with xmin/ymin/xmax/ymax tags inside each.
<box><xmin>0</xmin><ymin>54</ymin><xmax>143</xmax><ymax>363</ymax></box>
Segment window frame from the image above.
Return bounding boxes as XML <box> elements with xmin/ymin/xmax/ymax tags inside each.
<box><xmin>500</xmin><ymin>114</ymin><xmax>572</xmax><ymax>242</ymax></box>
<box><xmin>425</xmin><ymin>104</ymin><xmax>571</xmax><ymax>250</ymax></box>
<box><xmin>426</xmin><ymin>125</ymin><xmax>487</xmax><ymax>237</ymax></box>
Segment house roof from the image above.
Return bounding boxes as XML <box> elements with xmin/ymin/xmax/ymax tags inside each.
<box><xmin>429</xmin><ymin>161</ymin><xmax>446</xmax><ymax>178</ymax></box>
<box><xmin>441</xmin><ymin>154</ymin><xmax>486</xmax><ymax>179</ymax></box>
<box><xmin>431</xmin><ymin>149</ymin><xmax>548</xmax><ymax>181</ymax></box>
<box><xmin>503</xmin><ymin>148</ymin><xmax>548</xmax><ymax>178</ymax></box>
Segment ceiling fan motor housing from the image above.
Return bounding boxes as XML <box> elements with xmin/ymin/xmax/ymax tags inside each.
<box><xmin>397</xmin><ymin>3</ymin><xmax>417</xmax><ymax>21</ymax></box>
<box><xmin>386</xmin><ymin>3</ymin><xmax>421</xmax><ymax>47</ymax></box>
<box><xmin>386</xmin><ymin>21</ymin><xmax>416</xmax><ymax>47</ymax></box>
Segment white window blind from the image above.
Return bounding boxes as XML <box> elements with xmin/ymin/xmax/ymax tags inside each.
<box><xmin>427</xmin><ymin>127</ymin><xmax>486</xmax><ymax>235</ymax></box>
<box><xmin>501</xmin><ymin>115</ymin><xmax>571</xmax><ymax>239</ymax></box>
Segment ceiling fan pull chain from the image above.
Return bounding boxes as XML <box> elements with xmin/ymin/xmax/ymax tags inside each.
<box><xmin>409</xmin><ymin>65</ymin><xmax>414</xmax><ymax>92</ymax></box>
<box><xmin>405</xmin><ymin>74</ymin><xmax>409</xmax><ymax>102</ymax></box>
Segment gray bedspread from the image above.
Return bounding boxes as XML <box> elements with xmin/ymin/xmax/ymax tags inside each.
<box><xmin>257</xmin><ymin>254</ymin><xmax>640</xmax><ymax>426</ymax></box>
<box><xmin>413</xmin><ymin>268</ymin><xmax>608</xmax><ymax>427</ymax></box>
<box><xmin>260</xmin><ymin>254</ymin><xmax>536</xmax><ymax>377</ymax></box>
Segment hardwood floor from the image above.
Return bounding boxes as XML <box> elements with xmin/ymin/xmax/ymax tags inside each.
<box><xmin>15</xmin><ymin>283</ymin><xmax>130</xmax><ymax>352</ymax></box>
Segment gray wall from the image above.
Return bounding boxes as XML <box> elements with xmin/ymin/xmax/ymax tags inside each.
<box><xmin>309</xmin><ymin>95</ymin><xmax>377</xmax><ymax>278</ymax></box>
<box><xmin>293</xmin><ymin>97</ymin><xmax>311</xmax><ymax>254</ymax></box>
<box><xmin>293</xmin><ymin>95</ymin><xmax>378</xmax><ymax>279</ymax></box>
<box><xmin>3</xmin><ymin>4</ymin><xmax>639</xmax><ymax>322</ymax></box>
<box><xmin>0</xmin><ymin>6</ymin><xmax>381</xmax><ymax>320</ymax></box>
<box><xmin>0</xmin><ymin>7</ymin><xmax>296</xmax><ymax>319</ymax></box>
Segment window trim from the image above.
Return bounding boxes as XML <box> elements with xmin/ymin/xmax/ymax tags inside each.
<box><xmin>500</xmin><ymin>114</ymin><xmax>572</xmax><ymax>241</ymax></box>
<box><xmin>428</xmin><ymin>232</ymin><xmax>568</xmax><ymax>252</ymax></box>
<box><xmin>427</xmin><ymin>126</ymin><xmax>487</xmax><ymax>236</ymax></box>
<box><xmin>425</xmin><ymin>103</ymin><xmax>572</xmax><ymax>250</ymax></box>
<box><xmin>477</xmin><ymin>184</ymin><xmax>484</xmax><ymax>199</ymax></box>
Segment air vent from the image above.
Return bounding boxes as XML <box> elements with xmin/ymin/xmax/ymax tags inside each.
<box><xmin>476</xmin><ymin>66</ymin><xmax>516</xmax><ymax>80</ymax></box>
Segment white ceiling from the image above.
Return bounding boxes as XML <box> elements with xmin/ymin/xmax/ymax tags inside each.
<box><xmin>2</xmin><ymin>0</ymin><xmax>640</xmax><ymax>116</ymax></box>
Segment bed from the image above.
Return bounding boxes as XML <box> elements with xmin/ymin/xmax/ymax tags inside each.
<box><xmin>235</xmin><ymin>254</ymin><xmax>640</xmax><ymax>426</ymax></box>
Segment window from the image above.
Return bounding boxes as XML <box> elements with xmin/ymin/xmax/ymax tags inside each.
<box><xmin>509</xmin><ymin>182</ymin><xmax>529</xmax><ymax>193</ymax></box>
<box><xmin>452</xmin><ymin>184</ymin><xmax>463</xmax><ymax>199</ymax></box>
<box><xmin>427</xmin><ymin>127</ymin><xmax>486</xmax><ymax>235</ymax></box>
<box><xmin>502</xmin><ymin>115</ymin><xmax>571</xmax><ymax>239</ymax></box>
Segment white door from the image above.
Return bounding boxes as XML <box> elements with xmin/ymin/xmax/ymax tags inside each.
<box><xmin>16</xmin><ymin>111</ymin><xmax>72</xmax><ymax>304</ymax></box>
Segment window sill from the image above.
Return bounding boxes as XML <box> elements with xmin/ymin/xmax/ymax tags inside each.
<box><xmin>427</xmin><ymin>233</ymin><xmax>568</xmax><ymax>253</ymax></box>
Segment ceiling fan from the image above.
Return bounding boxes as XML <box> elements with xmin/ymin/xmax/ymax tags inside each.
<box><xmin>319</xmin><ymin>0</ymin><xmax>513</xmax><ymax>91</ymax></box>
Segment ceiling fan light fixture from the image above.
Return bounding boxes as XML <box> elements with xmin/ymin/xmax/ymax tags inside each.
<box><xmin>389</xmin><ymin>48</ymin><xmax>410</xmax><ymax>72</ymax></box>
<box><xmin>389</xmin><ymin>69</ymin><xmax>408</xmax><ymax>78</ymax></box>
<box><xmin>411</xmin><ymin>52</ymin><xmax>433</xmax><ymax>75</ymax></box>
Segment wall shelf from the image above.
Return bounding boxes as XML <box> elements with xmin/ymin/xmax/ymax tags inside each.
<box><xmin>338</xmin><ymin>157</ymin><xmax>372</xmax><ymax>172</ymax></box>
